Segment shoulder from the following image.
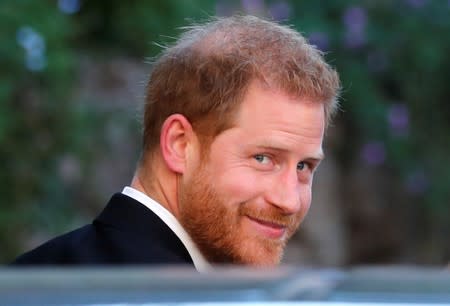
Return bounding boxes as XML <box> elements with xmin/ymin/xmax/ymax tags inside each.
<box><xmin>12</xmin><ymin>193</ymin><xmax>194</xmax><ymax>266</ymax></box>
<box><xmin>11</xmin><ymin>224</ymin><xmax>94</xmax><ymax>265</ymax></box>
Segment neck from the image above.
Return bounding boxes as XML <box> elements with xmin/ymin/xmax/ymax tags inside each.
<box><xmin>130</xmin><ymin>155</ymin><xmax>180</xmax><ymax>219</ymax></box>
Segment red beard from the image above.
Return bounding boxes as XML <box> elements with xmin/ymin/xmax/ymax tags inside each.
<box><xmin>178</xmin><ymin>163</ymin><xmax>302</xmax><ymax>266</ymax></box>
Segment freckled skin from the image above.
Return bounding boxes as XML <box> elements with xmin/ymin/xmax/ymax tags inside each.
<box><xmin>179</xmin><ymin>81</ymin><xmax>325</xmax><ymax>266</ymax></box>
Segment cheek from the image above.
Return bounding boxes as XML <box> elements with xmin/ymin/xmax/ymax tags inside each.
<box><xmin>216</xmin><ymin>168</ymin><xmax>265</xmax><ymax>203</ymax></box>
<box><xmin>299</xmin><ymin>184</ymin><xmax>312</xmax><ymax>215</ymax></box>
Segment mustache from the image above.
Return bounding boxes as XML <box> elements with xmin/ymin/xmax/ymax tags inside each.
<box><xmin>239</xmin><ymin>204</ymin><xmax>301</xmax><ymax>229</ymax></box>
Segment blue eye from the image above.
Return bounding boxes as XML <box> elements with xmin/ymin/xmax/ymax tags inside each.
<box><xmin>297</xmin><ymin>161</ymin><xmax>307</xmax><ymax>171</ymax></box>
<box><xmin>254</xmin><ymin>154</ymin><xmax>270</xmax><ymax>164</ymax></box>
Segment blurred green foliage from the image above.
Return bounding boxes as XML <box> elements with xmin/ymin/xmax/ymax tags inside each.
<box><xmin>1</xmin><ymin>0</ymin><xmax>449</xmax><ymax>263</ymax></box>
<box><xmin>0</xmin><ymin>0</ymin><xmax>215</xmax><ymax>262</ymax></box>
<box><xmin>0</xmin><ymin>1</ymin><xmax>79</xmax><ymax>261</ymax></box>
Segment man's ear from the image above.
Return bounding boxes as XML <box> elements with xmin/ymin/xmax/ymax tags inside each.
<box><xmin>159</xmin><ymin>114</ymin><xmax>195</xmax><ymax>174</ymax></box>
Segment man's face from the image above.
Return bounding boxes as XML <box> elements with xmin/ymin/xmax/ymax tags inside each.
<box><xmin>178</xmin><ymin>82</ymin><xmax>325</xmax><ymax>266</ymax></box>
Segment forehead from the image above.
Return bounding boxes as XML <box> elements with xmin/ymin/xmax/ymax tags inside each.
<box><xmin>209</xmin><ymin>81</ymin><xmax>326</xmax><ymax>161</ymax></box>
<box><xmin>234</xmin><ymin>82</ymin><xmax>325</xmax><ymax>138</ymax></box>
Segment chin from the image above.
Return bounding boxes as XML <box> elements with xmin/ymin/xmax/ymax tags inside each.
<box><xmin>232</xmin><ymin>239</ymin><xmax>285</xmax><ymax>267</ymax></box>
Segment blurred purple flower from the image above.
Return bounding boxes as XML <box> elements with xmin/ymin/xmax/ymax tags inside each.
<box><xmin>241</xmin><ymin>0</ymin><xmax>265</xmax><ymax>14</ymax></box>
<box><xmin>405</xmin><ymin>170</ymin><xmax>429</xmax><ymax>195</ymax></box>
<box><xmin>216</xmin><ymin>1</ymin><xmax>235</xmax><ymax>16</ymax></box>
<box><xmin>361</xmin><ymin>141</ymin><xmax>386</xmax><ymax>166</ymax></box>
<box><xmin>342</xmin><ymin>6</ymin><xmax>367</xmax><ymax>49</ymax></box>
<box><xmin>343</xmin><ymin>6</ymin><xmax>367</xmax><ymax>32</ymax></box>
<box><xmin>404</xmin><ymin>0</ymin><xmax>428</xmax><ymax>9</ymax></box>
<box><xmin>388</xmin><ymin>104</ymin><xmax>409</xmax><ymax>137</ymax></box>
<box><xmin>308</xmin><ymin>32</ymin><xmax>329</xmax><ymax>52</ymax></box>
<box><xmin>58</xmin><ymin>0</ymin><xmax>81</xmax><ymax>14</ymax></box>
<box><xmin>268</xmin><ymin>1</ymin><xmax>291</xmax><ymax>21</ymax></box>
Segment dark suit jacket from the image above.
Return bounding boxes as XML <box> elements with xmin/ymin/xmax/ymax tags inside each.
<box><xmin>12</xmin><ymin>193</ymin><xmax>194</xmax><ymax>266</ymax></box>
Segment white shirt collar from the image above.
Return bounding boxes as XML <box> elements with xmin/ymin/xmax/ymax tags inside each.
<box><xmin>121</xmin><ymin>186</ymin><xmax>211</xmax><ymax>273</ymax></box>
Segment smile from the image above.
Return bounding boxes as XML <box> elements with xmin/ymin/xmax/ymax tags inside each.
<box><xmin>245</xmin><ymin>215</ymin><xmax>287</xmax><ymax>239</ymax></box>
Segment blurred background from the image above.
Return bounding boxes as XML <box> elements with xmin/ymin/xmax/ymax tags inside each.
<box><xmin>1</xmin><ymin>0</ymin><xmax>449</xmax><ymax>266</ymax></box>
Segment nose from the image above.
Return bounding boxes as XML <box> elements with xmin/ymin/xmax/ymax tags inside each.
<box><xmin>265</xmin><ymin>168</ymin><xmax>303</xmax><ymax>214</ymax></box>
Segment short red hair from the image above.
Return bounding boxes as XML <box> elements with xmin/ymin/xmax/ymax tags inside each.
<box><xmin>143</xmin><ymin>15</ymin><xmax>340</xmax><ymax>154</ymax></box>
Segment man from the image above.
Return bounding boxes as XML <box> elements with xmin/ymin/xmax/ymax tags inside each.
<box><xmin>13</xmin><ymin>15</ymin><xmax>340</xmax><ymax>271</ymax></box>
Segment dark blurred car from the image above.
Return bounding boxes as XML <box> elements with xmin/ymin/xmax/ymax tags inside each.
<box><xmin>2</xmin><ymin>266</ymin><xmax>450</xmax><ymax>305</ymax></box>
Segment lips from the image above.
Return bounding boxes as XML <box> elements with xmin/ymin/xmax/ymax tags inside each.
<box><xmin>245</xmin><ymin>215</ymin><xmax>287</xmax><ymax>239</ymax></box>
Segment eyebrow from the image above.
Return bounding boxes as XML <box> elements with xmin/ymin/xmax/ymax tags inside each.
<box><xmin>254</xmin><ymin>144</ymin><xmax>325</xmax><ymax>162</ymax></box>
<box><xmin>307</xmin><ymin>152</ymin><xmax>325</xmax><ymax>162</ymax></box>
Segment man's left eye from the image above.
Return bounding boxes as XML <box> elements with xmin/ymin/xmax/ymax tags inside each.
<box><xmin>254</xmin><ymin>154</ymin><xmax>271</xmax><ymax>164</ymax></box>
<box><xmin>297</xmin><ymin>162</ymin><xmax>307</xmax><ymax>171</ymax></box>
